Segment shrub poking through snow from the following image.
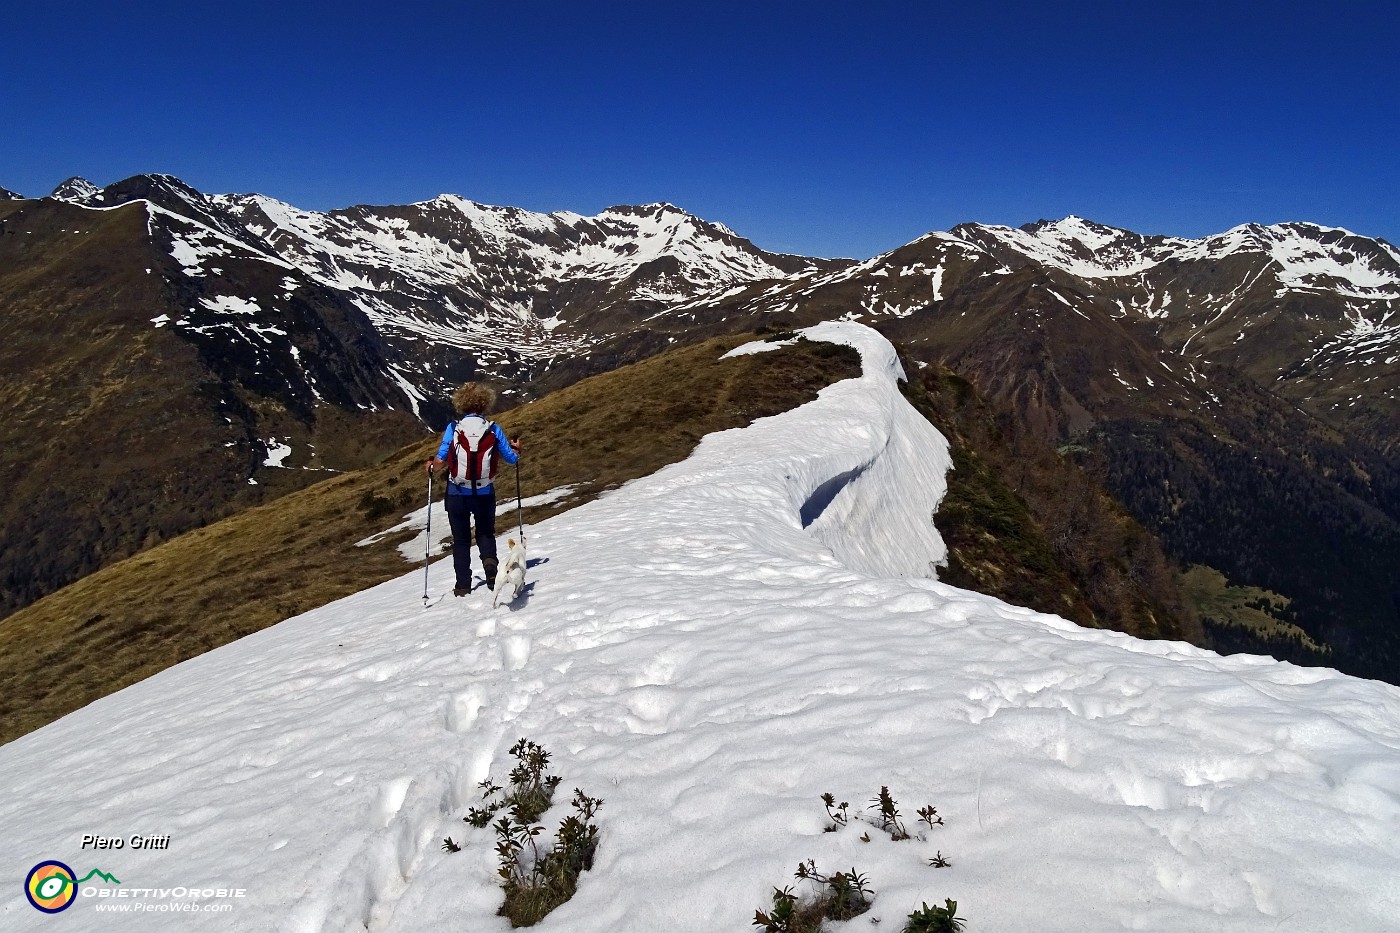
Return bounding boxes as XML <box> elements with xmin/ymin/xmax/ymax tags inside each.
<box><xmin>441</xmin><ymin>837</ymin><xmax>461</xmax><ymax>853</ymax></box>
<box><xmin>916</xmin><ymin>805</ymin><xmax>944</xmax><ymax>830</ymax></box>
<box><xmin>753</xmin><ymin>861</ymin><xmax>874</xmax><ymax>932</ymax></box>
<box><xmin>770</xmin><ymin>791</ymin><xmax>954</xmax><ymax>929</ymax></box>
<box><xmin>453</xmin><ymin>739</ymin><xmax>602</xmax><ymax>918</ymax></box>
<box><xmin>815</xmin><ymin>788</ymin><xmax>958</xmax><ymax>919</ymax></box>
<box><xmin>461</xmin><ymin>739</ymin><xmax>602</xmax><ymax>926</ymax></box>
<box><xmin>903</xmin><ymin>898</ymin><xmax>966</xmax><ymax>933</ymax></box>
<box><xmin>465</xmin><ymin>780</ymin><xmax>505</xmax><ymax>828</ymax></box>
<box><xmin>796</xmin><ymin>861</ymin><xmax>874</xmax><ymax>921</ymax></box>
<box><xmin>826</xmin><ymin>789</ymin><xmax>942</xmax><ymax>841</ymax></box>
<box><xmin>465</xmin><ymin>738</ymin><xmax>564</xmax><ymax>828</ymax></box>
<box><xmin>494</xmin><ymin>788</ymin><xmax>604</xmax><ymax>927</ymax></box>
<box><xmin>506</xmin><ymin>738</ymin><xmax>563</xmax><ymax>823</ymax></box>
<box><xmin>869</xmin><ymin>786</ymin><xmax>910</xmax><ymax>840</ymax></box>
<box><xmin>753</xmin><ymin>886</ymin><xmax>806</xmax><ymax>932</ymax></box>
<box><xmin>821</xmin><ymin>792</ymin><xmax>849</xmax><ymax>832</ymax></box>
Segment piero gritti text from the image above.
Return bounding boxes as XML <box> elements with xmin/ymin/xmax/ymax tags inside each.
<box><xmin>81</xmin><ymin>833</ymin><xmax>171</xmax><ymax>850</ymax></box>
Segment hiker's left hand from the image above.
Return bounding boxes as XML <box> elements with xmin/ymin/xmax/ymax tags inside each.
<box><xmin>509</xmin><ymin>436</ymin><xmax>522</xmax><ymax>453</ymax></box>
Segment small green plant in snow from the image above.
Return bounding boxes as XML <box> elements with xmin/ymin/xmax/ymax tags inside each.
<box><xmin>903</xmin><ymin>898</ymin><xmax>966</xmax><ymax>933</ymax></box>
<box><xmin>752</xmin><ymin>861</ymin><xmax>874</xmax><ymax>932</ymax></box>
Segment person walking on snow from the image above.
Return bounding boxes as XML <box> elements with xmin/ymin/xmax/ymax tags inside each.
<box><xmin>426</xmin><ymin>383</ymin><xmax>521</xmax><ymax>596</ymax></box>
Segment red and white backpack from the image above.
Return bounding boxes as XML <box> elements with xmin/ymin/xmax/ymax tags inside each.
<box><xmin>445</xmin><ymin>415</ymin><xmax>500</xmax><ymax>491</ymax></box>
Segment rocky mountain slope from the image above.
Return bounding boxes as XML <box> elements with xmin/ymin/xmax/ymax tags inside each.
<box><xmin>959</xmin><ymin>216</ymin><xmax>1400</xmax><ymax>451</ymax></box>
<box><xmin>674</xmin><ymin>215</ymin><xmax>1399</xmax><ymax>441</ymax></box>
<box><xmin>0</xmin><ymin>190</ymin><xmax>420</xmax><ymax>615</ymax></box>
<box><xmin>27</xmin><ymin>175</ymin><xmax>843</xmax><ymax>413</ymax></box>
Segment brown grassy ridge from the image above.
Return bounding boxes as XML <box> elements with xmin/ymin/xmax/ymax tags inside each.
<box><xmin>0</xmin><ymin>333</ymin><xmax>861</xmax><ymax>746</ymax></box>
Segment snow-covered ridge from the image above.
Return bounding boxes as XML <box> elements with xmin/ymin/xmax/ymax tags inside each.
<box><xmin>964</xmin><ymin>216</ymin><xmax>1400</xmax><ymax>299</ymax></box>
<box><xmin>201</xmin><ymin>188</ymin><xmax>824</xmax><ymax>388</ymax></box>
<box><xmin>959</xmin><ymin>215</ymin><xmax>1172</xmax><ymax>278</ymax></box>
<box><xmin>226</xmin><ymin>192</ymin><xmax>812</xmax><ymax>302</ymax></box>
<box><xmin>31</xmin><ymin>173</ymin><xmax>830</xmax><ymax>403</ymax></box>
<box><xmin>4</xmin><ymin>324</ymin><xmax>1398</xmax><ymax>932</ymax></box>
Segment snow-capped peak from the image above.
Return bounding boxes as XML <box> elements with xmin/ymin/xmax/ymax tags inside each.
<box><xmin>48</xmin><ymin>176</ymin><xmax>101</xmax><ymax>204</ymax></box>
<box><xmin>957</xmin><ymin>217</ymin><xmax>1168</xmax><ymax>278</ymax></box>
<box><xmin>1021</xmin><ymin>214</ymin><xmax>1127</xmax><ymax>251</ymax></box>
<box><xmin>1183</xmin><ymin>222</ymin><xmax>1400</xmax><ymax>299</ymax></box>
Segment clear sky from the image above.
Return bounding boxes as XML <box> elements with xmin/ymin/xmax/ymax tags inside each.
<box><xmin>3</xmin><ymin>1</ymin><xmax>1396</xmax><ymax>259</ymax></box>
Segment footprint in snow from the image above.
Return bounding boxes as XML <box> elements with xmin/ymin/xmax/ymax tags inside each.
<box><xmin>444</xmin><ymin>688</ymin><xmax>484</xmax><ymax>734</ymax></box>
<box><xmin>503</xmin><ymin>636</ymin><xmax>531</xmax><ymax>671</ymax></box>
<box><xmin>375</xmin><ymin>776</ymin><xmax>412</xmax><ymax>827</ymax></box>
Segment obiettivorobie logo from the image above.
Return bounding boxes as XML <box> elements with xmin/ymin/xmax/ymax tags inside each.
<box><xmin>24</xmin><ymin>861</ymin><xmax>121</xmax><ymax>913</ymax></box>
<box><xmin>24</xmin><ymin>858</ymin><xmax>247</xmax><ymax>915</ymax></box>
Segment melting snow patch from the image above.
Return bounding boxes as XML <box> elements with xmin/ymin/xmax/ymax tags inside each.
<box><xmin>357</xmin><ymin>484</ymin><xmax>582</xmax><ymax>561</ymax></box>
<box><xmin>930</xmin><ymin>262</ymin><xmax>946</xmax><ymax>301</ymax></box>
<box><xmin>200</xmin><ymin>295</ymin><xmax>262</xmax><ymax>315</ymax></box>
<box><xmin>263</xmin><ymin>438</ymin><xmax>292</xmax><ymax>467</ymax></box>
<box><xmin>721</xmin><ymin>337</ymin><xmax>795</xmax><ymax>357</ymax></box>
<box><xmin>169</xmin><ymin>236</ymin><xmax>220</xmax><ymax>276</ymax></box>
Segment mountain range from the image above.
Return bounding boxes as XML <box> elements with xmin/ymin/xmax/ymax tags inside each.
<box><xmin>2</xmin><ymin>174</ymin><xmax>1398</xmax><ymax>683</ymax></box>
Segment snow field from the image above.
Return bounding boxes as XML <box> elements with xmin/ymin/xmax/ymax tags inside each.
<box><xmin>2</xmin><ymin>324</ymin><xmax>1399</xmax><ymax>932</ymax></box>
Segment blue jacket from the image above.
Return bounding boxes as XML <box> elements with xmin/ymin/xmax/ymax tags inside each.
<box><xmin>436</xmin><ymin>416</ymin><xmax>519</xmax><ymax>495</ymax></box>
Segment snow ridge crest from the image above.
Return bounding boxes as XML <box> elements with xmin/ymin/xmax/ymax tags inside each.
<box><xmin>958</xmin><ymin>216</ymin><xmax>1400</xmax><ymax>297</ymax></box>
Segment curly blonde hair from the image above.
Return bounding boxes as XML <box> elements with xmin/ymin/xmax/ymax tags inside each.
<box><xmin>452</xmin><ymin>382</ymin><xmax>496</xmax><ymax>416</ymax></box>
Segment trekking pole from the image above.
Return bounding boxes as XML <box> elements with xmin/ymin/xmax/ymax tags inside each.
<box><xmin>422</xmin><ymin>468</ymin><xmax>433</xmax><ymax>607</ymax></box>
<box><xmin>514</xmin><ymin>456</ymin><xmax>524</xmax><ymax>540</ymax></box>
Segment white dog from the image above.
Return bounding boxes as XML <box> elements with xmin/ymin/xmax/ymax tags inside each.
<box><xmin>492</xmin><ymin>537</ymin><xmax>527</xmax><ymax>608</ymax></box>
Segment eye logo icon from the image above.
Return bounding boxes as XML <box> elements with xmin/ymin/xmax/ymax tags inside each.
<box><xmin>24</xmin><ymin>861</ymin><xmax>120</xmax><ymax>913</ymax></box>
<box><xmin>25</xmin><ymin>861</ymin><xmax>78</xmax><ymax>913</ymax></box>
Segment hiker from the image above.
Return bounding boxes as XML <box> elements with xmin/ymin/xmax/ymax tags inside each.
<box><xmin>426</xmin><ymin>383</ymin><xmax>521</xmax><ymax>596</ymax></box>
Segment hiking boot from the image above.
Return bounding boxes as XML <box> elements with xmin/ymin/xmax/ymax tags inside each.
<box><xmin>482</xmin><ymin>558</ymin><xmax>499</xmax><ymax>589</ymax></box>
<box><xmin>453</xmin><ymin>582</ymin><xmax>471</xmax><ymax>597</ymax></box>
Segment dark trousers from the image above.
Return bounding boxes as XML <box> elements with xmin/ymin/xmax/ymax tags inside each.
<box><xmin>445</xmin><ymin>491</ymin><xmax>497</xmax><ymax>587</ymax></box>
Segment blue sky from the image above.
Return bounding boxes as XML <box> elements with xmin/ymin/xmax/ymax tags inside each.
<box><xmin>3</xmin><ymin>1</ymin><xmax>1397</xmax><ymax>258</ymax></box>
